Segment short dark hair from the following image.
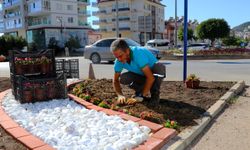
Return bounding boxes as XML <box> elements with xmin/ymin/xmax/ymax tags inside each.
<box><xmin>110</xmin><ymin>39</ymin><xmax>129</xmax><ymax>52</ymax></box>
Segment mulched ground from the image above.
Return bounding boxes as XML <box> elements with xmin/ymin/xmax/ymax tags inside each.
<box><xmin>0</xmin><ymin>78</ymin><xmax>27</xmax><ymax>150</ymax></box>
<box><xmin>69</xmin><ymin>79</ymin><xmax>235</xmax><ymax>131</ymax></box>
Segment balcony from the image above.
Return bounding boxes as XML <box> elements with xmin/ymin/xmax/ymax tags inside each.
<box><xmin>99</xmin><ymin>19</ymin><xmax>107</xmax><ymax>23</ymax></box>
<box><xmin>4</xmin><ymin>12</ymin><xmax>21</xmax><ymax>19</ymax></box>
<box><xmin>99</xmin><ymin>28</ymin><xmax>107</xmax><ymax>32</ymax></box>
<box><xmin>78</xmin><ymin>10</ymin><xmax>91</xmax><ymax>17</ymax></box>
<box><xmin>91</xmin><ymin>2</ymin><xmax>98</xmax><ymax>7</ymax></box>
<box><xmin>92</xmin><ymin>10</ymin><xmax>106</xmax><ymax>16</ymax></box>
<box><xmin>27</xmin><ymin>7</ymin><xmax>51</xmax><ymax>16</ymax></box>
<box><xmin>112</xmin><ymin>7</ymin><xmax>130</xmax><ymax>12</ymax></box>
<box><xmin>6</xmin><ymin>23</ymin><xmax>23</xmax><ymax>30</ymax></box>
<box><xmin>3</xmin><ymin>0</ymin><xmax>20</xmax><ymax>9</ymax></box>
<box><xmin>28</xmin><ymin>19</ymin><xmax>51</xmax><ymax>27</ymax></box>
<box><xmin>92</xmin><ymin>20</ymin><xmax>99</xmax><ymax>25</ymax></box>
<box><xmin>112</xmin><ymin>27</ymin><xmax>130</xmax><ymax>31</ymax></box>
<box><xmin>112</xmin><ymin>18</ymin><xmax>130</xmax><ymax>22</ymax></box>
<box><xmin>78</xmin><ymin>0</ymin><xmax>90</xmax><ymax>5</ymax></box>
<box><xmin>78</xmin><ymin>21</ymin><xmax>90</xmax><ymax>27</ymax></box>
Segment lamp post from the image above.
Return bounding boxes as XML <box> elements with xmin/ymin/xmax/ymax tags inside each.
<box><xmin>144</xmin><ymin>14</ymin><xmax>147</xmax><ymax>45</ymax></box>
<box><xmin>115</xmin><ymin>0</ymin><xmax>119</xmax><ymax>37</ymax></box>
<box><xmin>57</xmin><ymin>18</ymin><xmax>63</xmax><ymax>46</ymax></box>
<box><xmin>174</xmin><ymin>0</ymin><xmax>178</xmax><ymax>48</ymax></box>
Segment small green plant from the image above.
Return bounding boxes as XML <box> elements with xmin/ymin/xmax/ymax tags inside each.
<box><xmin>164</xmin><ymin>120</ymin><xmax>179</xmax><ymax>130</ymax></box>
<box><xmin>84</xmin><ymin>95</ymin><xmax>91</xmax><ymax>101</ymax></box>
<box><xmin>98</xmin><ymin>101</ymin><xmax>110</xmax><ymax>109</ymax></box>
<box><xmin>92</xmin><ymin>98</ymin><xmax>102</xmax><ymax>105</ymax></box>
<box><xmin>227</xmin><ymin>96</ymin><xmax>239</xmax><ymax>104</ymax></box>
<box><xmin>186</xmin><ymin>74</ymin><xmax>200</xmax><ymax>81</ymax></box>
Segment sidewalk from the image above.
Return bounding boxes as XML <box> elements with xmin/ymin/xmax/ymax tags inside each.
<box><xmin>187</xmin><ymin>85</ymin><xmax>250</xmax><ymax>150</ymax></box>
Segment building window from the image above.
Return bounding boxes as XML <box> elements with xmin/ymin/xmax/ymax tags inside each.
<box><xmin>33</xmin><ymin>3</ymin><xmax>35</xmax><ymax>8</ymax></box>
<box><xmin>68</xmin><ymin>17</ymin><xmax>73</xmax><ymax>23</ymax></box>
<box><xmin>57</xmin><ymin>3</ymin><xmax>62</xmax><ymax>10</ymax></box>
<box><xmin>67</xmin><ymin>5</ymin><xmax>73</xmax><ymax>10</ymax></box>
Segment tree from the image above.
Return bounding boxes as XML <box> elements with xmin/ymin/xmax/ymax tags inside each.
<box><xmin>178</xmin><ymin>27</ymin><xmax>194</xmax><ymax>41</ymax></box>
<box><xmin>0</xmin><ymin>35</ymin><xmax>27</xmax><ymax>56</ymax></box>
<box><xmin>222</xmin><ymin>36</ymin><xmax>238</xmax><ymax>47</ymax></box>
<box><xmin>222</xmin><ymin>36</ymin><xmax>248</xmax><ymax>47</ymax></box>
<box><xmin>196</xmin><ymin>18</ymin><xmax>230</xmax><ymax>45</ymax></box>
<box><xmin>64</xmin><ymin>36</ymin><xmax>81</xmax><ymax>51</ymax></box>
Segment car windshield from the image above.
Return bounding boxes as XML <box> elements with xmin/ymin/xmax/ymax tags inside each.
<box><xmin>124</xmin><ymin>39</ymin><xmax>141</xmax><ymax>46</ymax></box>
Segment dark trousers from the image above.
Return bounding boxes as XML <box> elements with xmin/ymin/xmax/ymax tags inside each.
<box><xmin>119</xmin><ymin>63</ymin><xmax>166</xmax><ymax>99</ymax></box>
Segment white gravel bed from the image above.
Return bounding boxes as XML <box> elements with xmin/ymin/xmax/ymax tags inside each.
<box><xmin>2</xmin><ymin>92</ymin><xmax>151</xmax><ymax>150</ymax></box>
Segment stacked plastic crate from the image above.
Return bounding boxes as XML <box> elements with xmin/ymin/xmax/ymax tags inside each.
<box><xmin>9</xmin><ymin>49</ymin><xmax>67</xmax><ymax>103</ymax></box>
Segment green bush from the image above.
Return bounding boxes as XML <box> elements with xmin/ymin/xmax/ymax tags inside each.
<box><xmin>0</xmin><ymin>35</ymin><xmax>27</xmax><ymax>56</ymax></box>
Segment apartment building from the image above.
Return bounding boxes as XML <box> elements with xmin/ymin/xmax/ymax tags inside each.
<box><xmin>164</xmin><ymin>17</ymin><xmax>199</xmax><ymax>45</ymax></box>
<box><xmin>0</xmin><ymin>0</ymin><xmax>90</xmax><ymax>48</ymax></box>
<box><xmin>93</xmin><ymin>0</ymin><xmax>165</xmax><ymax>45</ymax></box>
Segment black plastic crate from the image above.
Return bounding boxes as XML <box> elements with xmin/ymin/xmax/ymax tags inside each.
<box><xmin>14</xmin><ymin>72</ymin><xmax>67</xmax><ymax>103</ymax></box>
<box><xmin>9</xmin><ymin>49</ymin><xmax>56</xmax><ymax>77</ymax></box>
<box><xmin>55</xmin><ymin>59</ymin><xmax>79</xmax><ymax>78</ymax></box>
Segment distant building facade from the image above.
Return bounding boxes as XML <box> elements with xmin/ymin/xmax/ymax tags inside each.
<box><xmin>234</xmin><ymin>26</ymin><xmax>250</xmax><ymax>40</ymax></box>
<box><xmin>88</xmin><ymin>30</ymin><xmax>102</xmax><ymax>44</ymax></box>
<box><xmin>93</xmin><ymin>0</ymin><xmax>165</xmax><ymax>45</ymax></box>
<box><xmin>164</xmin><ymin>16</ymin><xmax>199</xmax><ymax>45</ymax></box>
<box><xmin>0</xmin><ymin>0</ymin><xmax>91</xmax><ymax>48</ymax></box>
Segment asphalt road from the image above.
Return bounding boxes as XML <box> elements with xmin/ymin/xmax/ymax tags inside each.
<box><xmin>1</xmin><ymin>58</ymin><xmax>250</xmax><ymax>84</ymax></box>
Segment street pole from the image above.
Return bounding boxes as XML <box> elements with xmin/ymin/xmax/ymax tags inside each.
<box><xmin>174</xmin><ymin>0</ymin><xmax>178</xmax><ymax>48</ymax></box>
<box><xmin>144</xmin><ymin>14</ymin><xmax>146</xmax><ymax>45</ymax></box>
<box><xmin>183</xmin><ymin>0</ymin><xmax>188</xmax><ymax>82</ymax></box>
<box><xmin>115</xmin><ymin>0</ymin><xmax>119</xmax><ymax>37</ymax></box>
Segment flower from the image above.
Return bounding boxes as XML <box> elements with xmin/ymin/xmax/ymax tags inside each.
<box><xmin>23</xmin><ymin>82</ymin><xmax>33</xmax><ymax>90</ymax></box>
<box><xmin>15</xmin><ymin>57</ymin><xmax>34</xmax><ymax>65</ymax></box>
<box><xmin>186</xmin><ymin>74</ymin><xmax>200</xmax><ymax>81</ymax></box>
<box><xmin>40</xmin><ymin>56</ymin><xmax>51</xmax><ymax>64</ymax></box>
<box><xmin>164</xmin><ymin>120</ymin><xmax>179</xmax><ymax>130</ymax></box>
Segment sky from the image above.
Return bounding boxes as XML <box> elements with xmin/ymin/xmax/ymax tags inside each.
<box><xmin>162</xmin><ymin>0</ymin><xmax>249</xmax><ymax>28</ymax></box>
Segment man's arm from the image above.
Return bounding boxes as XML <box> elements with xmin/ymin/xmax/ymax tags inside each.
<box><xmin>113</xmin><ymin>72</ymin><xmax>123</xmax><ymax>95</ymax></box>
<box><xmin>113</xmin><ymin>72</ymin><xmax>127</xmax><ymax>104</ymax></box>
<box><xmin>141</xmin><ymin>65</ymin><xmax>155</xmax><ymax>97</ymax></box>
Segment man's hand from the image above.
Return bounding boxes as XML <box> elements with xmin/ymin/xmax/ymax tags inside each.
<box><xmin>126</xmin><ymin>94</ymin><xmax>144</xmax><ymax>105</ymax></box>
<box><xmin>117</xmin><ymin>95</ymin><xmax>126</xmax><ymax>104</ymax></box>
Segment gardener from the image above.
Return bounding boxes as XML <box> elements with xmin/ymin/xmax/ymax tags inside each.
<box><xmin>110</xmin><ymin>39</ymin><xmax>166</xmax><ymax>106</ymax></box>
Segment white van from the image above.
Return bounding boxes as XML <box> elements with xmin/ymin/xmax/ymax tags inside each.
<box><xmin>145</xmin><ymin>39</ymin><xmax>170</xmax><ymax>51</ymax></box>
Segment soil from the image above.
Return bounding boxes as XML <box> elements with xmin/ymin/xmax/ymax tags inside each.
<box><xmin>69</xmin><ymin>79</ymin><xmax>235</xmax><ymax>131</ymax></box>
<box><xmin>0</xmin><ymin>78</ymin><xmax>28</xmax><ymax>150</ymax></box>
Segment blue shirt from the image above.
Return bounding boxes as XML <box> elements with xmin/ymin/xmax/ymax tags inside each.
<box><xmin>114</xmin><ymin>46</ymin><xmax>157</xmax><ymax>76</ymax></box>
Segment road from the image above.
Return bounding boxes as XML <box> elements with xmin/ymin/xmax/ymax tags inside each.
<box><xmin>1</xmin><ymin>58</ymin><xmax>250</xmax><ymax>84</ymax></box>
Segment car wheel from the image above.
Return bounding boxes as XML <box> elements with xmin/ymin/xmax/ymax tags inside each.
<box><xmin>91</xmin><ymin>53</ymin><xmax>101</xmax><ymax>64</ymax></box>
<box><xmin>108</xmin><ymin>60</ymin><xmax>114</xmax><ymax>64</ymax></box>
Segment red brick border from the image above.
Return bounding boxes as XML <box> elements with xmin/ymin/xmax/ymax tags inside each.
<box><xmin>0</xmin><ymin>90</ymin><xmax>55</xmax><ymax>150</ymax></box>
<box><xmin>1</xmin><ymin>89</ymin><xmax>177</xmax><ymax>150</ymax></box>
<box><xmin>68</xmin><ymin>93</ymin><xmax>177</xmax><ymax>150</ymax></box>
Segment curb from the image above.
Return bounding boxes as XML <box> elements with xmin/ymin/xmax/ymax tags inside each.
<box><xmin>68</xmin><ymin>94</ymin><xmax>177</xmax><ymax>150</ymax></box>
<box><xmin>161</xmin><ymin>80</ymin><xmax>246</xmax><ymax>150</ymax></box>
<box><xmin>0</xmin><ymin>89</ymin><xmax>55</xmax><ymax>150</ymax></box>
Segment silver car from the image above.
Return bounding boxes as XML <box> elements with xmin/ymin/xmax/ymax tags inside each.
<box><xmin>84</xmin><ymin>38</ymin><xmax>163</xmax><ymax>64</ymax></box>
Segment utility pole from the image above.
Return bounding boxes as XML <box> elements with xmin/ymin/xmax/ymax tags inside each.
<box><xmin>144</xmin><ymin>14</ymin><xmax>147</xmax><ymax>45</ymax></box>
<box><xmin>115</xmin><ymin>0</ymin><xmax>119</xmax><ymax>37</ymax></box>
<box><xmin>174</xmin><ymin>0</ymin><xmax>178</xmax><ymax>48</ymax></box>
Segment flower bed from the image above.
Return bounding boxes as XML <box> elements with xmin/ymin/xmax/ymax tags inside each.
<box><xmin>68</xmin><ymin>79</ymin><xmax>235</xmax><ymax>132</ymax></box>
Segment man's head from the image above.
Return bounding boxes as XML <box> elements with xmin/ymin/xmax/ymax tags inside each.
<box><xmin>110</xmin><ymin>39</ymin><xmax>130</xmax><ymax>63</ymax></box>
